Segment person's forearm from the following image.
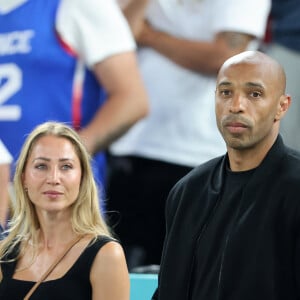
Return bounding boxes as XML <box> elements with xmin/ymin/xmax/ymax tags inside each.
<box><xmin>140</xmin><ymin>28</ymin><xmax>254</xmax><ymax>75</ymax></box>
<box><xmin>79</xmin><ymin>89</ymin><xmax>148</xmax><ymax>154</ymax></box>
<box><xmin>79</xmin><ymin>51</ymin><xmax>149</xmax><ymax>154</ymax></box>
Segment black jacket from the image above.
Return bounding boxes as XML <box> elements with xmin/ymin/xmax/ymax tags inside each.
<box><xmin>153</xmin><ymin>136</ymin><xmax>300</xmax><ymax>300</ymax></box>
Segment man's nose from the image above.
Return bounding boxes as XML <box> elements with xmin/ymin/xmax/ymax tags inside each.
<box><xmin>229</xmin><ymin>94</ymin><xmax>245</xmax><ymax>113</ymax></box>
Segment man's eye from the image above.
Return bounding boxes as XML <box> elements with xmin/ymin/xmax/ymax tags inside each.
<box><xmin>220</xmin><ymin>90</ymin><xmax>231</xmax><ymax>96</ymax></box>
<box><xmin>251</xmin><ymin>91</ymin><xmax>262</xmax><ymax>98</ymax></box>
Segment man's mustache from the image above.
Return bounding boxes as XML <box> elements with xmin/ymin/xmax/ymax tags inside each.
<box><xmin>221</xmin><ymin>115</ymin><xmax>253</xmax><ymax>128</ymax></box>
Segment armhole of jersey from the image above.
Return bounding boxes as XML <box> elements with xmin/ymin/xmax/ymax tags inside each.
<box><xmin>55</xmin><ymin>29</ymin><xmax>78</xmax><ymax>57</ymax></box>
<box><xmin>55</xmin><ymin>29</ymin><xmax>84</xmax><ymax>130</ymax></box>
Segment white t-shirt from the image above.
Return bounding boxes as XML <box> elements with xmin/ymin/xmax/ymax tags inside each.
<box><xmin>0</xmin><ymin>139</ymin><xmax>12</xmax><ymax>165</ymax></box>
<box><xmin>111</xmin><ymin>0</ymin><xmax>271</xmax><ymax>167</ymax></box>
<box><xmin>56</xmin><ymin>0</ymin><xmax>135</xmax><ymax>67</ymax></box>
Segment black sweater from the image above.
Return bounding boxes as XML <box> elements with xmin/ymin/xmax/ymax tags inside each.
<box><xmin>154</xmin><ymin>136</ymin><xmax>300</xmax><ymax>300</ymax></box>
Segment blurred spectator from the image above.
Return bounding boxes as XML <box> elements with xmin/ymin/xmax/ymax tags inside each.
<box><xmin>264</xmin><ymin>0</ymin><xmax>300</xmax><ymax>150</ymax></box>
<box><xmin>0</xmin><ymin>0</ymin><xmax>148</xmax><ymax>200</ymax></box>
<box><xmin>107</xmin><ymin>0</ymin><xmax>271</xmax><ymax>269</ymax></box>
<box><xmin>0</xmin><ymin>140</ymin><xmax>12</xmax><ymax>231</ymax></box>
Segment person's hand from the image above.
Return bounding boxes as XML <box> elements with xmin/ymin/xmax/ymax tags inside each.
<box><xmin>121</xmin><ymin>0</ymin><xmax>150</xmax><ymax>38</ymax></box>
<box><xmin>78</xmin><ymin>127</ymin><xmax>97</xmax><ymax>155</ymax></box>
<box><xmin>136</xmin><ymin>20</ymin><xmax>155</xmax><ymax>47</ymax></box>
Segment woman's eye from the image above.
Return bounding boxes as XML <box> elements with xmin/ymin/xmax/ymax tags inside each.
<box><xmin>62</xmin><ymin>164</ymin><xmax>72</xmax><ymax>170</ymax></box>
<box><xmin>35</xmin><ymin>164</ymin><xmax>47</xmax><ymax>170</ymax></box>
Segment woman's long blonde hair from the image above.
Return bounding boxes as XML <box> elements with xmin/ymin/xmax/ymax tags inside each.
<box><xmin>0</xmin><ymin>121</ymin><xmax>112</xmax><ymax>261</ymax></box>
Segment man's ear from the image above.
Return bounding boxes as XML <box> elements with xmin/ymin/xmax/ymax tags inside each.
<box><xmin>274</xmin><ymin>94</ymin><xmax>291</xmax><ymax>122</ymax></box>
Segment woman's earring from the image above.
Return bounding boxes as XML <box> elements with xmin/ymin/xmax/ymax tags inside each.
<box><xmin>24</xmin><ymin>187</ymin><xmax>28</xmax><ymax>192</ymax></box>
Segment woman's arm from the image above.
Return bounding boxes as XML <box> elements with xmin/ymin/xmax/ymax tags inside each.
<box><xmin>90</xmin><ymin>241</ymin><xmax>130</xmax><ymax>300</ymax></box>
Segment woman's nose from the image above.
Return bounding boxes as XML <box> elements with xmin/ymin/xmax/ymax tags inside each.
<box><xmin>47</xmin><ymin>167</ymin><xmax>60</xmax><ymax>184</ymax></box>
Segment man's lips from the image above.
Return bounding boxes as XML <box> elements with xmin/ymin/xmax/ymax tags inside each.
<box><xmin>221</xmin><ymin>115</ymin><xmax>252</xmax><ymax>134</ymax></box>
<box><xmin>226</xmin><ymin>122</ymin><xmax>247</xmax><ymax>128</ymax></box>
<box><xmin>224</xmin><ymin>121</ymin><xmax>249</xmax><ymax>134</ymax></box>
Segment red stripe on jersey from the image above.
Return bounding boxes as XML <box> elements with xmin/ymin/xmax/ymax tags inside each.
<box><xmin>72</xmin><ymin>61</ymin><xmax>84</xmax><ymax>130</ymax></box>
<box><xmin>56</xmin><ymin>30</ymin><xmax>83</xmax><ymax>130</ymax></box>
<box><xmin>55</xmin><ymin>30</ymin><xmax>78</xmax><ymax>57</ymax></box>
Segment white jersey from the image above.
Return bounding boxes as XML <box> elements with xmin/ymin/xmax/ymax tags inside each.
<box><xmin>56</xmin><ymin>0</ymin><xmax>135</xmax><ymax>67</ymax></box>
<box><xmin>111</xmin><ymin>0</ymin><xmax>271</xmax><ymax>167</ymax></box>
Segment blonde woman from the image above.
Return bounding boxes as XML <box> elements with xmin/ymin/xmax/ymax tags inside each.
<box><xmin>0</xmin><ymin>121</ymin><xmax>129</xmax><ymax>300</ymax></box>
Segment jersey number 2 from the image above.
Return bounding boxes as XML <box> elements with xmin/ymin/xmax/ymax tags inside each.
<box><xmin>0</xmin><ymin>63</ymin><xmax>22</xmax><ymax>121</ymax></box>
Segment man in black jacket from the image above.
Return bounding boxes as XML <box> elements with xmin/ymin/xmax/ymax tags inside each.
<box><xmin>153</xmin><ymin>50</ymin><xmax>300</xmax><ymax>300</ymax></box>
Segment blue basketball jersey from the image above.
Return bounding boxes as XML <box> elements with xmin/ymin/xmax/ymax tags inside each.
<box><xmin>0</xmin><ymin>0</ymin><xmax>106</xmax><ymax>185</ymax></box>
